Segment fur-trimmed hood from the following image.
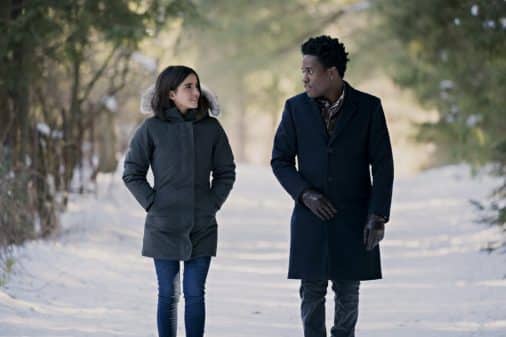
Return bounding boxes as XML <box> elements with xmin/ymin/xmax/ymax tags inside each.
<box><xmin>140</xmin><ymin>83</ymin><xmax>220</xmax><ymax>117</ymax></box>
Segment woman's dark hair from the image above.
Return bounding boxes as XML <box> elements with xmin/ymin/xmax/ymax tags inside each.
<box><xmin>301</xmin><ymin>35</ymin><xmax>349</xmax><ymax>78</ymax></box>
<box><xmin>151</xmin><ymin>65</ymin><xmax>210</xmax><ymax>119</ymax></box>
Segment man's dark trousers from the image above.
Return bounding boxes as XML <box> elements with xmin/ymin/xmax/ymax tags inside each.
<box><xmin>300</xmin><ymin>280</ymin><xmax>360</xmax><ymax>337</ymax></box>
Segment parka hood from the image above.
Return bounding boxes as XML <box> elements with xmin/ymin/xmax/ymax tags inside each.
<box><xmin>140</xmin><ymin>83</ymin><xmax>221</xmax><ymax>118</ymax></box>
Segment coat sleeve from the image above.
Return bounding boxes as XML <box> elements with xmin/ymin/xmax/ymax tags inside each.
<box><xmin>122</xmin><ymin>121</ymin><xmax>155</xmax><ymax>211</ymax></box>
<box><xmin>367</xmin><ymin>100</ymin><xmax>394</xmax><ymax>222</ymax></box>
<box><xmin>271</xmin><ymin>100</ymin><xmax>311</xmax><ymax>203</ymax></box>
<box><xmin>210</xmin><ymin>122</ymin><xmax>236</xmax><ymax>210</ymax></box>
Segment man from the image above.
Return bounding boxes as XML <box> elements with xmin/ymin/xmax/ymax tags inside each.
<box><xmin>271</xmin><ymin>35</ymin><xmax>394</xmax><ymax>337</ymax></box>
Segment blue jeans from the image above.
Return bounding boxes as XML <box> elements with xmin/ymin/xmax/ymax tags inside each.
<box><xmin>153</xmin><ymin>256</ymin><xmax>211</xmax><ymax>337</ymax></box>
<box><xmin>300</xmin><ymin>280</ymin><xmax>360</xmax><ymax>337</ymax></box>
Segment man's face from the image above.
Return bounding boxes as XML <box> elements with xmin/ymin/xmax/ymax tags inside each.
<box><xmin>301</xmin><ymin>55</ymin><xmax>333</xmax><ymax>98</ymax></box>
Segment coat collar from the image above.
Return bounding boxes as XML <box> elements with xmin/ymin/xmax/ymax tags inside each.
<box><xmin>163</xmin><ymin>107</ymin><xmax>206</xmax><ymax>123</ymax></box>
<box><xmin>303</xmin><ymin>81</ymin><xmax>358</xmax><ymax>145</ymax></box>
<box><xmin>329</xmin><ymin>81</ymin><xmax>357</xmax><ymax>145</ymax></box>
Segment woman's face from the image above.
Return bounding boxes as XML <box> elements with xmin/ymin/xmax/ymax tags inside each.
<box><xmin>169</xmin><ymin>73</ymin><xmax>200</xmax><ymax>113</ymax></box>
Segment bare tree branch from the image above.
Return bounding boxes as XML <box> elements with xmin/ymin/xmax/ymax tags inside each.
<box><xmin>78</xmin><ymin>43</ymin><xmax>120</xmax><ymax>105</ymax></box>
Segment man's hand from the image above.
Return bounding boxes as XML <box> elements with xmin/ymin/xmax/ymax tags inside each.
<box><xmin>301</xmin><ymin>189</ymin><xmax>337</xmax><ymax>221</ymax></box>
<box><xmin>363</xmin><ymin>214</ymin><xmax>386</xmax><ymax>251</ymax></box>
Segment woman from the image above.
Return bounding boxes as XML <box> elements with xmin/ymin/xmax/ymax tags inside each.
<box><xmin>122</xmin><ymin>65</ymin><xmax>236</xmax><ymax>337</ymax></box>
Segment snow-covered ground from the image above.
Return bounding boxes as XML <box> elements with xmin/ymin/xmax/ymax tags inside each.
<box><xmin>0</xmin><ymin>164</ymin><xmax>505</xmax><ymax>337</ymax></box>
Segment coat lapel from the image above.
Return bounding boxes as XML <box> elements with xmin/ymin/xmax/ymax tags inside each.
<box><xmin>302</xmin><ymin>93</ymin><xmax>328</xmax><ymax>143</ymax></box>
<box><xmin>329</xmin><ymin>83</ymin><xmax>357</xmax><ymax>145</ymax></box>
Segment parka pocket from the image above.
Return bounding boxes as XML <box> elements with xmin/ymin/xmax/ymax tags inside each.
<box><xmin>195</xmin><ymin>188</ymin><xmax>218</xmax><ymax>216</ymax></box>
<box><xmin>145</xmin><ymin>214</ymin><xmax>191</xmax><ymax>235</ymax></box>
<box><xmin>150</xmin><ymin>184</ymin><xmax>179</xmax><ymax>211</ymax></box>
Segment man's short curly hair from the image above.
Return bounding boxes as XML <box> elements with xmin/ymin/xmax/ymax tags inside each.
<box><xmin>301</xmin><ymin>35</ymin><xmax>349</xmax><ymax>78</ymax></box>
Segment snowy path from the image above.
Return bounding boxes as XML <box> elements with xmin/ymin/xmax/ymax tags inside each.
<box><xmin>1</xmin><ymin>165</ymin><xmax>505</xmax><ymax>337</ymax></box>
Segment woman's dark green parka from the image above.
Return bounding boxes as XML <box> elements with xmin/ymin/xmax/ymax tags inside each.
<box><xmin>122</xmin><ymin>90</ymin><xmax>235</xmax><ymax>261</ymax></box>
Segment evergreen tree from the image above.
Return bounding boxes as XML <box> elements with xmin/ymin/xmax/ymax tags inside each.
<box><xmin>373</xmin><ymin>0</ymin><xmax>505</xmax><ymax>225</ymax></box>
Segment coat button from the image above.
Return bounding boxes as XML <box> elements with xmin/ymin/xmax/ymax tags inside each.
<box><xmin>327</xmin><ymin>148</ymin><xmax>334</xmax><ymax>154</ymax></box>
<box><xmin>328</xmin><ymin>177</ymin><xmax>334</xmax><ymax>182</ymax></box>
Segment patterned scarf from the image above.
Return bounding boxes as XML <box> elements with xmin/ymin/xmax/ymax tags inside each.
<box><xmin>316</xmin><ymin>85</ymin><xmax>346</xmax><ymax>134</ymax></box>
